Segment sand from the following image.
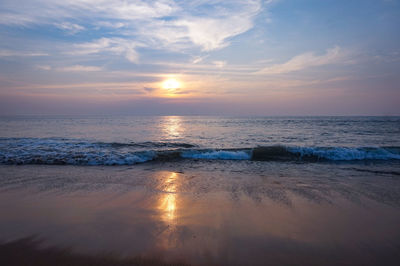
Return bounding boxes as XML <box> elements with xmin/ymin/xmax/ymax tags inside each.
<box><xmin>0</xmin><ymin>163</ymin><xmax>399</xmax><ymax>265</ymax></box>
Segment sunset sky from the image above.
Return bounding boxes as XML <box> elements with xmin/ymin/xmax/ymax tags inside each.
<box><xmin>0</xmin><ymin>0</ymin><xmax>399</xmax><ymax>115</ymax></box>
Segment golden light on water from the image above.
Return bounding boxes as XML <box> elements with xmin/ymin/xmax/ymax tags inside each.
<box><xmin>162</xmin><ymin>116</ymin><xmax>183</xmax><ymax>140</ymax></box>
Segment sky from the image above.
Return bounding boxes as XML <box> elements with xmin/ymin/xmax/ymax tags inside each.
<box><xmin>0</xmin><ymin>0</ymin><xmax>399</xmax><ymax>115</ymax></box>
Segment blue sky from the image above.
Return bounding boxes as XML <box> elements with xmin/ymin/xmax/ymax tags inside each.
<box><xmin>0</xmin><ymin>0</ymin><xmax>399</xmax><ymax>115</ymax></box>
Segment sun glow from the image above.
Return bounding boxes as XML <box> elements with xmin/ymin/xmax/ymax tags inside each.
<box><xmin>162</xmin><ymin>78</ymin><xmax>181</xmax><ymax>90</ymax></box>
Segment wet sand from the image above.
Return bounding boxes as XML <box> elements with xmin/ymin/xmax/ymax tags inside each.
<box><xmin>0</xmin><ymin>163</ymin><xmax>400</xmax><ymax>265</ymax></box>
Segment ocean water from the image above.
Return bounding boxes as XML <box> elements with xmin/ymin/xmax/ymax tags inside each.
<box><xmin>0</xmin><ymin>115</ymin><xmax>400</xmax><ymax>165</ymax></box>
<box><xmin>1</xmin><ymin>116</ymin><xmax>400</xmax><ymax>265</ymax></box>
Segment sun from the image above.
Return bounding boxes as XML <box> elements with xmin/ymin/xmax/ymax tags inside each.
<box><xmin>162</xmin><ymin>78</ymin><xmax>181</xmax><ymax>90</ymax></box>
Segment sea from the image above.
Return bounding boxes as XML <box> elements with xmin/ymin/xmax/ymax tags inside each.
<box><xmin>1</xmin><ymin>115</ymin><xmax>400</xmax><ymax>165</ymax></box>
<box><xmin>0</xmin><ymin>115</ymin><xmax>400</xmax><ymax>265</ymax></box>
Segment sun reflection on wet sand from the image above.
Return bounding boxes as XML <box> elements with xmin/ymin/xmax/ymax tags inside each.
<box><xmin>158</xmin><ymin>172</ymin><xmax>178</xmax><ymax>224</ymax></box>
<box><xmin>156</xmin><ymin>172</ymin><xmax>181</xmax><ymax>250</ymax></box>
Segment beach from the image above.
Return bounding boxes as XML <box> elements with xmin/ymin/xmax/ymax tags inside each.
<box><xmin>1</xmin><ymin>161</ymin><xmax>400</xmax><ymax>265</ymax></box>
<box><xmin>1</xmin><ymin>0</ymin><xmax>400</xmax><ymax>264</ymax></box>
<box><xmin>0</xmin><ymin>116</ymin><xmax>400</xmax><ymax>265</ymax></box>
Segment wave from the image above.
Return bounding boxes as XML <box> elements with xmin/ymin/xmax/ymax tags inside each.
<box><xmin>0</xmin><ymin>138</ymin><xmax>399</xmax><ymax>165</ymax></box>
<box><xmin>181</xmin><ymin>150</ymin><xmax>251</xmax><ymax>160</ymax></box>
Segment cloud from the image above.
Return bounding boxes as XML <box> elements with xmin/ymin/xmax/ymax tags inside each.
<box><xmin>0</xmin><ymin>50</ymin><xmax>48</xmax><ymax>57</ymax></box>
<box><xmin>0</xmin><ymin>0</ymin><xmax>178</xmax><ymax>26</ymax></box>
<box><xmin>175</xmin><ymin>17</ymin><xmax>253</xmax><ymax>51</ymax></box>
<box><xmin>192</xmin><ymin>56</ymin><xmax>206</xmax><ymax>64</ymax></box>
<box><xmin>35</xmin><ymin>65</ymin><xmax>52</xmax><ymax>71</ymax></box>
<box><xmin>0</xmin><ymin>0</ymin><xmax>264</xmax><ymax>54</ymax></box>
<box><xmin>55</xmin><ymin>22</ymin><xmax>85</xmax><ymax>34</ymax></box>
<box><xmin>140</xmin><ymin>0</ymin><xmax>262</xmax><ymax>51</ymax></box>
<box><xmin>0</xmin><ymin>13</ymin><xmax>36</xmax><ymax>26</ymax></box>
<box><xmin>143</xmin><ymin>87</ymin><xmax>156</xmax><ymax>93</ymax></box>
<box><xmin>57</xmin><ymin>65</ymin><xmax>103</xmax><ymax>72</ymax></box>
<box><xmin>71</xmin><ymin>38</ymin><xmax>139</xmax><ymax>63</ymax></box>
<box><xmin>256</xmin><ymin>46</ymin><xmax>343</xmax><ymax>75</ymax></box>
<box><xmin>95</xmin><ymin>21</ymin><xmax>125</xmax><ymax>29</ymax></box>
<box><xmin>72</xmin><ymin>38</ymin><xmax>111</xmax><ymax>55</ymax></box>
<box><xmin>213</xmin><ymin>61</ymin><xmax>227</xmax><ymax>68</ymax></box>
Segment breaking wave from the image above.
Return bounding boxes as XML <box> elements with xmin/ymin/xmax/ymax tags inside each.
<box><xmin>0</xmin><ymin>138</ymin><xmax>399</xmax><ymax>165</ymax></box>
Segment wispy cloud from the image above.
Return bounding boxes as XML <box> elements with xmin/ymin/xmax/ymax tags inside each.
<box><xmin>192</xmin><ymin>56</ymin><xmax>206</xmax><ymax>64</ymax></box>
<box><xmin>213</xmin><ymin>61</ymin><xmax>227</xmax><ymax>68</ymax></box>
<box><xmin>55</xmin><ymin>22</ymin><xmax>85</xmax><ymax>34</ymax></box>
<box><xmin>256</xmin><ymin>46</ymin><xmax>344</xmax><ymax>75</ymax></box>
<box><xmin>0</xmin><ymin>0</ymin><xmax>178</xmax><ymax>25</ymax></box>
<box><xmin>57</xmin><ymin>65</ymin><xmax>103</xmax><ymax>72</ymax></box>
<box><xmin>35</xmin><ymin>65</ymin><xmax>52</xmax><ymax>71</ymax></box>
<box><xmin>95</xmin><ymin>21</ymin><xmax>125</xmax><ymax>29</ymax></box>
<box><xmin>0</xmin><ymin>50</ymin><xmax>48</xmax><ymax>57</ymax></box>
<box><xmin>175</xmin><ymin>17</ymin><xmax>253</xmax><ymax>51</ymax></box>
<box><xmin>71</xmin><ymin>38</ymin><xmax>139</xmax><ymax>63</ymax></box>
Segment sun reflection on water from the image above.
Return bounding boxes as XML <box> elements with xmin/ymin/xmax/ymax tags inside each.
<box><xmin>161</xmin><ymin>116</ymin><xmax>183</xmax><ymax>140</ymax></box>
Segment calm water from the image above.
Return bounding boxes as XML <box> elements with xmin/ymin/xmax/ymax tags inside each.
<box><xmin>1</xmin><ymin>116</ymin><xmax>400</xmax><ymax>265</ymax></box>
